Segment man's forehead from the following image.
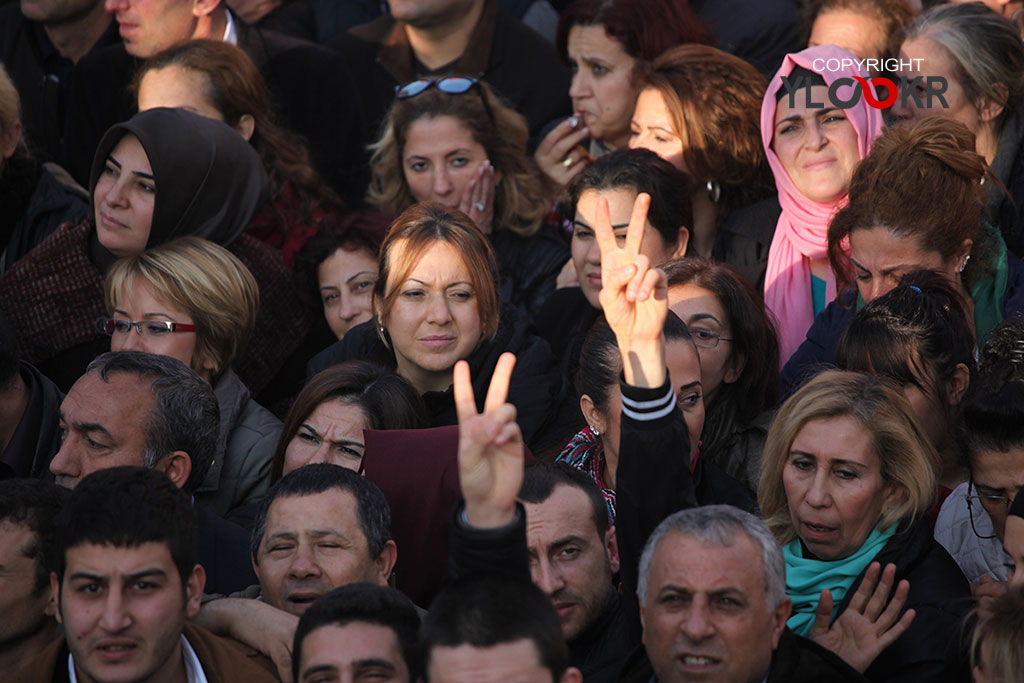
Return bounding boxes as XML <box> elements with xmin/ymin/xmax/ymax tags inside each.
<box><xmin>523</xmin><ymin>485</ymin><xmax>601</xmax><ymax>541</ymax></box>
<box><xmin>651</xmin><ymin>531</ymin><xmax>764</xmax><ymax>593</ymax></box>
<box><xmin>63</xmin><ymin>541</ymin><xmax>176</xmax><ymax>576</ymax></box>
<box><xmin>64</xmin><ymin>371</ymin><xmax>156</xmax><ymax>417</ymax></box>
<box><xmin>267</xmin><ymin>489</ymin><xmax>362</xmax><ymax>532</ymax></box>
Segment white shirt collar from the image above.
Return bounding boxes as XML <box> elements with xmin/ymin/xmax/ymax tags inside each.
<box><xmin>223</xmin><ymin>8</ymin><xmax>238</xmax><ymax>46</ymax></box>
<box><xmin>68</xmin><ymin>634</ymin><xmax>209</xmax><ymax>683</ymax></box>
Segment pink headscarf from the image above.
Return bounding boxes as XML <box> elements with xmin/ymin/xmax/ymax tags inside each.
<box><xmin>761</xmin><ymin>45</ymin><xmax>884</xmax><ymax>364</ymax></box>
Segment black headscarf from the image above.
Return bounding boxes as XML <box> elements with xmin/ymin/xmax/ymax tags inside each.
<box><xmin>88</xmin><ymin>107</ymin><xmax>269</xmax><ymax>263</ymax></box>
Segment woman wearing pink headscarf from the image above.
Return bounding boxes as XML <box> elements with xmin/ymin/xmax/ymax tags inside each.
<box><xmin>761</xmin><ymin>45</ymin><xmax>884</xmax><ymax>364</ymax></box>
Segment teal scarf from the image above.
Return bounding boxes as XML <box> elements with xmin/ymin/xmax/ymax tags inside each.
<box><xmin>783</xmin><ymin>524</ymin><xmax>897</xmax><ymax>636</ymax></box>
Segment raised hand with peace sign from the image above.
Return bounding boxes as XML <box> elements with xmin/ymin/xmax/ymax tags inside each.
<box><xmin>593</xmin><ymin>192</ymin><xmax>669</xmax><ymax>389</ymax></box>
<box><xmin>454</xmin><ymin>352</ymin><xmax>524</xmax><ymax>529</ymax></box>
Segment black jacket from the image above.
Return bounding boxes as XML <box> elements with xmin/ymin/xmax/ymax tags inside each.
<box><xmin>711</xmin><ymin>195</ymin><xmax>780</xmax><ymax>296</ymax></box>
<box><xmin>0</xmin><ymin>5</ymin><xmax>121</xmax><ymax>163</ymax></box>
<box><xmin>841</xmin><ymin>518</ymin><xmax>971</xmax><ymax>683</ymax></box>
<box><xmin>0</xmin><ymin>361</ymin><xmax>63</xmax><ymax>480</ymax></box>
<box><xmin>618</xmin><ymin>627</ymin><xmax>867</xmax><ymax>683</ymax></box>
<box><xmin>61</xmin><ymin>16</ymin><xmax>367</xmax><ymax>205</ymax></box>
<box><xmin>491</xmin><ymin>227</ymin><xmax>569</xmax><ymax>322</ymax></box>
<box><xmin>328</xmin><ymin>0</ymin><xmax>571</xmax><ymax>151</ymax></box>
<box><xmin>307</xmin><ymin>307</ymin><xmax>563</xmax><ymax>450</ymax></box>
<box><xmin>196</xmin><ymin>504</ymin><xmax>259</xmax><ymax>596</ymax></box>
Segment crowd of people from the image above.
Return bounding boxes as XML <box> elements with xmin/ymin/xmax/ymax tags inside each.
<box><xmin>2</xmin><ymin>0</ymin><xmax>1024</xmax><ymax>682</ymax></box>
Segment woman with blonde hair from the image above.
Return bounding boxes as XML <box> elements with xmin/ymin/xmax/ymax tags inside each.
<box><xmin>367</xmin><ymin>77</ymin><xmax>567</xmax><ymax>318</ymax></box>
<box><xmin>101</xmin><ymin>236</ymin><xmax>281</xmax><ymax>518</ymax></box>
<box><xmin>759</xmin><ymin>370</ymin><xmax>970</xmax><ymax>681</ymax></box>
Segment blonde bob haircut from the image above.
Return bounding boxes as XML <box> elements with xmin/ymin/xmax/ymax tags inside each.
<box><xmin>104</xmin><ymin>236</ymin><xmax>260</xmax><ymax>377</ymax></box>
<box><xmin>374</xmin><ymin>203</ymin><xmax>501</xmax><ymax>343</ymax></box>
<box><xmin>367</xmin><ymin>79</ymin><xmax>550</xmax><ymax>237</ymax></box>
<box><xmin>758</xmin><ymin>370</ymin><xmax>938</xmax><ymax>546</ymax></box>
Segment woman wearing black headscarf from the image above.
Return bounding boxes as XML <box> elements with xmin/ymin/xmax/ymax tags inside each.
<box><xmin>0</xmin><ymin>107</ymin><xmax>310</xmax><ymax>392</ymax></box>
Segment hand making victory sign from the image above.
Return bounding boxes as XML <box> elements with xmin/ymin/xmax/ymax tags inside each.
<box><xmin>593</xmin><ymin>192</ymin><xmax>669</xmax><ymax>389</ymax></box>
<box><xmin>454</xmin><ymin>352</ymin><xmax>524</xmax><ymax>529</ymax></box>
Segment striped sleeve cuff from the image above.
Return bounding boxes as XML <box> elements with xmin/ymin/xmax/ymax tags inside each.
<box><xmin>620</xmin><ymin>374</ymin><xmax>675</xmax><ymax>422</ymax></box>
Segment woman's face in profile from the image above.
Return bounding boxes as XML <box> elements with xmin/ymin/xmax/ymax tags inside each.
<box><xmin>782</xmin><ymin>415</ymin><xmax>896</xmax><ymax>561</ymax></box>
<box><xmin>283</xmin><ymin>398</ymin><xmax>368</xmax><ymax>475</ymax></box>
<box><xmin>629</xmin><ymin>88</ymin><xmax>684</xmax><ymax>171</ymax></box>
<box><xmin>772</xmin><ymin>84</ymin><xmax>860</xmax><ymax>205</ymax></box>
<box><xmin>93</xmin><ymin>133</ymin><xmax>155</xmax><ymax>258</ymax></box>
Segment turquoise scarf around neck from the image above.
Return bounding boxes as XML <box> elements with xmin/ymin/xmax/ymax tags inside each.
<box><xmin>783</xmin><ymin>524</ymin><xmax>897</xmax><ymax>636</ymax></box>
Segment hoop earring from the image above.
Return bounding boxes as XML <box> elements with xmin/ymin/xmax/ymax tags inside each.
<box><xmin>959</xmin><ymin>254</ymin><xmax>971</xmax><ymax>273</ymax></box>
<box><xmin>706</xmin><ymin>180</ymin><xmax>721</xmax><ymax>203</ymax></box>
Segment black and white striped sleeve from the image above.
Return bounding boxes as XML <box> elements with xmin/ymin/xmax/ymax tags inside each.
<box><xmin>620</xmin><ymin>373</ymin><xmax>676</xmax><ymax>429</ymax></box>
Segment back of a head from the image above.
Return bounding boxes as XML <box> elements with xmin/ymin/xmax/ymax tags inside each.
<box><xmin>0</xmin><ymin>479</ymin><xmax>69</xmax><ymax>592</ymax></box>
<box><xmin>86</xmin><ymin>351</ymin><xmax>219</xmax><ymax>493</ymax></box>
<box><xmin>104</xmin><ymin>236</ymin><xmax>260</xmax><ymax>375</ymax></box>
<box><xmin>961</xmin><ymin>316</ymin><xmax>1024</xmax><ymax>464</ymax></box>
<box><xmin>555</xmin><ymin>0</ymin><xmax>715</xmax><ymax>62</ymax></box>
<box><xmin>89</xmin><ymin>108</ymin><xmax>269</xmax><ymax>248</ymax></box>
<box><xmin>904</xmin><ymin>2</ymin><xmax>1024</xmax><ymax>134</ymax></box>
<box><xmin>802</xmin><ymin>0</ymin><xmax>913</xmax><ymax>61</ymax></box>
<box><xmin>271</xmin><ymin>361</ymin><xmax>427</xmax><ymax>482</ymax></box>
<box><xmin>836</xmin><ymin>269</ymin><xmax>975</xmax><ymax>403</ymax></box>
<box><xmin>293</xmin><ymin>583</ymin><xmax>421</xmax><ymax>682</ymax></box>
<box><xmin>828</xmin><ymin>116</ymin><xmax>989</xmax><ymax>293</ymax></box>
<box><xmin>421</xmin><ymin>574</ymin><xmax>570</xmax><ymax>682</ymax></box>
<box><xmin>978</xmin><ymin>315</ymin><xmax>1024</xmax><ymax>388</ymax></box>
<box><xmin>252</xmin><ymin>463</ymin><xmax>392</xmax><ymax>562</ymax></box>
<box><xmin>637</xmin><ymin>504</ymin><xmax>785</xmax><ymax>610</ymax></box>
<box><xmin>566</xmin><ymin>148</ymin><xmax>694</xmax><ymax>248</ymax></box>
<box><xmin>54</xmin><ymin>466</ymin><xmax>197</xmax><ymax>586</ymax></box>
<box><xmin>970</xmin><ymin>584</ymin><xmax>1024</xmax><ymax>683</ymax></box>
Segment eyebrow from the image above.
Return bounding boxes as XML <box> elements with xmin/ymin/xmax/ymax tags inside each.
<box><xmin>686</xmin><ymin>313</ymin><xmax>721</xmax><ymax>325</ymax></box>
<box><xmin>113</xmin><ymin>308</ymin><xmax>181</xmax><ymax>321</ymax></box>
<box><xmin>676</xmin><ymin>381</ymin><xmax>701</xmax><ymax>393</ymax></box>
<box><xmin>550</xmin><ymin>535</ymin><xmax>589</xmax><ymax>553</ymax></box>
<box><xmin>406</xmin><ymin>278</ymin><xmax>473</xmax><ymax>289</ymax></box>
<box><xmin>60</xmin><ymin>415</ymin><xmax>113</xmax><ymax>440</ymax></box>
<box><xmin>107</xmin><ymin>154</ymin><xmax>155</xmax><ymax>182</ymax></box>
<box><xmin>776</xmin><ymin>107</ymin><xmax>841</xmax><ymax>125</ymax></box>
<box><xmin>848</xmin><ymin>256</ymin><xmax>917</xmax><ymax>276</ymax></box>
<box><xmin>299</xmin><ymin>424</ymin><xmax>365</xmax><ymax>448</ymax></box>
<box><xmin>69</xmin><ymin>567</ymin><xmax>167</xmax><ymax>582</ymax></box>
<box><xmin>345</xmin><ymin>271</ymin><xmax>375</xmax><ymax>285</ymax></box>
<box><xmin>573</xmin><ymin>219</ymin><xmax>629</xmax><ymax>230</ymax></box>
<box><xmin>789</xmin><ymin>450</ymin><xmax>868</xmax><ymax>468</ymax></box>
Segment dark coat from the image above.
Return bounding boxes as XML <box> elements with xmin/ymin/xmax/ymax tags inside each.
<box><xmin>843</xmin><ymin>518</ymin><xmax>971</xmax><ymax>683</ymax></box>
<box><xmin>60</xmin><ymin>16</ymin><xmax>368</xmax><ymax>205</ymax></box>
<box><xmin>0</xmin><ymin>4</ymin><xmax>121</xmax><ymax>163</ymax></box>
<box><xmin>711</xmin><ymin>195</ymin><xmax>780</xmax><ymax>296</ymax></box>
<box><xmin>2</xmin><ymin>622</ymin><xmax>277</xmax><ymax>683</ymax></box>
<box><xmin>490</xmin><ymin>226</ymin><xmax>569</xmax><ymax>321</ymax></box>
<box><xmin>197</xmin><ymin>504</ymin><xmax>260</xmax><ymax>596</ymax></box>
<box><xmin>0</xmin><ymin>361</ymin><xmax>62</xmax><ymax>480</ymax></box>
<box><xmin>618</xmin><ymin>627</ymin><xmax>868</xmax><ymax>683</ymax></box>
<box><xmin>328</xmin><ymin>0</ymin><xmax>571</xmax><ymax>149</ymax></box>
<box><xmin>307</xmin><ymin>307</ymin><xmax>563</xmax><ymax>450</ymax></box>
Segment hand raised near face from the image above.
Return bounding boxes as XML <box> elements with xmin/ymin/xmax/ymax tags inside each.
<box><xmin>454</xmin><ymin>353</ymin><xmax>523</xmax><ymax>528</ymax></box>
<box><xmin>458</xmin><ymin>160</ymin><xmax>496</xmax><ymax>235</ymax></box>
<box><xmin>593</xmin><ymin>192</ymin><xmax>668</xmax><ymax>388</ymax></box>
<box><xmin>534</xmin><ymin>115</ymin><xmax>591</xmax><ymax>187</ymax></box>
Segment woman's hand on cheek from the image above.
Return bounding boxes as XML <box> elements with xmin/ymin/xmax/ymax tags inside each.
<box><xmin>459</xmin><ymin>160</ymin><xmax>496</xmax><ymax>235</ymax></box>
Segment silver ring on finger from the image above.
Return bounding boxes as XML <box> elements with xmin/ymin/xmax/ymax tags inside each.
<box><xmin>474</xmin><ymin>201</ymin><xmax>486</xmax><ymax>212</ymax></box>
<box><xmin>562</xmin><ymin>156</ymin><xmax>574</xmax><ymax>168</ymax></box>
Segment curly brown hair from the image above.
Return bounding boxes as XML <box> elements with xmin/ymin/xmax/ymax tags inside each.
<box><xmin>367</xmin><ymin>80</ymin><xmax>550</xmax><ymax>237</ymax></box>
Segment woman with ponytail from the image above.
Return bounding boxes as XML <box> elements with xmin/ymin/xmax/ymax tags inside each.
<box><xmin>782</xmin><ymin>115</ymin><xmax>1024</xmax><ymax>396</ymax></box>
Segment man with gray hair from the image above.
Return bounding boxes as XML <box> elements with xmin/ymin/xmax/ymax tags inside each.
<box><xmin>626</xmin><ymin>505</ymin><xmax>866</xmax><ymax>683</ymax></box>
<box><xmin>48</xmin><ymin>350</ymin><xmax>256</xmax><ymax>594</ymax></box>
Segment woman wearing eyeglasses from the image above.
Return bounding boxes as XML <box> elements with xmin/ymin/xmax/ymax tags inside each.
<box><xmin>100</xmin><ymin>236</ymin><xmax>281</xmax><ymax>519</ymax></box>
<box><xmin>0</xmin><ymin>108</ymin><xmax>306</xmax><ymax>394</ymax></box>
<box><xmin>661</xmin><ymin>257</ymin><xmax>780</xmax><ymax>494</ymax></box>
<box><xmin>760</xmin><ymin>370</ymin><xmax>971</xmax><ymax>681</ymax></box>
<box><xmin>368</xmin><ymin>76</ymin><xmax>567</xmax><ymax>319</ymax></box>
<box><xmin>933</xmin><ymin>315</ymin><xmax>1024</xmax><ymax>586</ymax></box>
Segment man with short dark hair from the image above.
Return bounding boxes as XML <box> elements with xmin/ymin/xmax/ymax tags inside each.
<box><xmin>49</xmin><ymin>351</ymin><xmax>256</xmax><ymax>595</ymax></box>
<box><xmin>422</xmin><ymin>574</ymin><xmax>582</xmax><ymax>683</ymax></box>
<box><xmin>4</xmin><ymin>467</ymin><xmax>279</xmax><ymax>683</ymax></box>
<box><xmin>292</xmin><ymin>583</ymin><xmax>420</xmax><ymax>683</ymax></box>
<box><xmin>0</xmin><ymin>479</ymin><xmax>68</xmax><ymax>678</ymax></box>
<box><xmin>196</xmin><ymin>463</ymin><xmax>399</xmax><ymax>678</ymax></box>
